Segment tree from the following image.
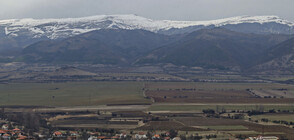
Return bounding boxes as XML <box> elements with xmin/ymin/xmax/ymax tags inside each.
<box><xmin>169</xmin><ymin>129</ymin><xmax>178</xmax><ymax>138</ymax></box>
<box><xmin>202</xmin><ymin>109</ymin><xmax>215</xmax><ymax>114</ymax></box>
<box><xmin>0</xmin><ymin>108</ymin><xmax>5</xmax><ymax>119</ymax></box>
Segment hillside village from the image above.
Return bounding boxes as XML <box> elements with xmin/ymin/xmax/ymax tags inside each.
<box><xmin>0</xmin><ymin>122</ymin><xmax>280</xmax><ymax>140</ymax></box>
<box><xmin>0</xmin><ymin>107</ymin><xmax>288</xmax><ymax>140</ymax></box>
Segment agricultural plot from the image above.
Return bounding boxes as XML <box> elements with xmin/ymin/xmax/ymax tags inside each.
<box><xmin>2</xmin><ymin>81</ymin><xmax>294</xmax><ymax>106</ymax></box>
<box><xmin>0</xmin><ymin>81</ymin><xmax>149</xmax><ymax>106</ymax></box>
<box><xmin>149</xmin><ymin>104</ymin><xmax>294</xmax><ymax>112</ymax></box>
<box><xmin>146</xmin><ymin>90</ymin><xmax>253</xmax><ymax>99</ymax></box>
<box><xmin>256</xmin><ymin>75</ymin><xmax>294</xmax><ymax>81</ymax></box>
<box><xmin>144</xmin><ymin>82</ymin><xmax>294</xmax><ymax>90</ymax></box>
<box><xmin>251</xmin><ymin>89</ymin><xmax>294</xmax><ymax>98</ymax></box>
<box><xmin>135</xmin><ymin>121</ymin><xmax>202</xmax><ymax>131</ymax></box>
<box><xmin>173</xmin><ymin>116</ymin><xmax>294</xmax><ymax>139</ymax></box>
<box><xmin>251</xmin><ymin>114</ymin><xmax>294</xmax><ymax>122</ymax></box>
<box><xmin>201</xmin><ymin>125</ymin><xmax>248</xmax><ymax>130</ymax></box>
<box><xmin>175</xmin><ymin>73</ymin><xmax>252</xmax><ymax>80</ymax></box>
<box><xmin>145</xmin><ymin>82</ymin><xmax>294</xmax><ymax>103</ymax></box>
<box><xmin>100</xmin><ymin>72</ymin><xmax>185</xmax><ymax>81</ymax></box>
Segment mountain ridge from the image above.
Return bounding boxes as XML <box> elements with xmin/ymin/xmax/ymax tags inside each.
<box><xmin>136</xmin><ymin>28</ymin><xmax>293</xmax><ymax>69</ymax></box>
<box><xmin>19</xmin><ymin>29</ymin><xmax>176</xmax><ymax>64</ymax></box>
<box><xmin>18</xmin><ymin>28</ymin><xmax>294</xmax><ymax>71</ymax></box>
<box><xmin>1</xmin><ymin>14</ymin><xmax>294</xmax><ymax>40</ymax></box>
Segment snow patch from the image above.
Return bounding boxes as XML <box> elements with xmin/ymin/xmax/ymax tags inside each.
<box><xmin>0</xmin><ymin>14</ymin><xmax>293</xmax><ymax>39</ymax></box>
<box><xmin>4</xmin><ymin>27</ymin><xmax>10</xmax><ymax>35</ymax></box>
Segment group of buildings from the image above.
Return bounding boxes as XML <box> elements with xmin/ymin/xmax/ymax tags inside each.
<box><xmin>0</xmin><ymin>124</ymin><xmax>32</xmax><ymax>140</ymax></box>
<box><xmin>0</xmin><ymin>123</ymin><xmax>282</xmax><ymax>140</ymax></box>
<box><xmin>52</xmin><ymin>130</ymin><xmax>181</xmax><ymax>140</ymax></box>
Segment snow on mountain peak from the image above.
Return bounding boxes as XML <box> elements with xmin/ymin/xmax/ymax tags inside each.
<box><xmin>0</xmin><ymin>15</ymin><xmax>293</xmax><ymax>39</ymax></box>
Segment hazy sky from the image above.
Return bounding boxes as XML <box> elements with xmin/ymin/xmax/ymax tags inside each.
<box><xmin>0</xmin><ymin>0</ymin><xmax>294</xmax><ymax>21</ymax></box>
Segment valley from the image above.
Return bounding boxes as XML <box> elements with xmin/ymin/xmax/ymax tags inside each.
<box><xmin>1</xmin><ymin>14</ymin><xmax>294</xmax><ymax>140</ymax></box>
<box><xmin>1</xmin><ymin>64</ymin><xmax>294</xmax><ymax>139</ymax></box>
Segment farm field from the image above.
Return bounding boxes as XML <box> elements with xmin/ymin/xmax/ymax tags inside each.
<box><xmin>149</xmin><ymin>104</ymin><xmax>294</xmax><ymax>112</ymax></box>
<box><xmin>255</xmin><ymin>75</ymin><xmax>294</xmax><ymax>81</ymax></box>
<box><xmin>0</xmin><ymin>81</ymin><xmax>149</xmax><ymax>106</ymax></box>
<box><xmin>100</xmin><ymin>72</ymin><xmax>183</xmax><ymax>79</ymax></box>
<box><xmin>172</xmin><ymin>116</ymin><xmax>294</xmax><ymax>138</ymax></box>
<box><xmin>1</xmin><ymin>81</ymin><xmax>294</xmax><ymax>106</ymax></box>
<box><xmin>175</xmin><ymin>73</ymin><xmax>254</xmax><ymax>80</ymax></box>
<box><xmin>201</xmin><ymin>125</ymin><xmax>248</xmax><ymax>130</ymax></box>
<box><xmin>144</xmin><ymin>82</ymin><xmax>294</xmax><ymax>90</ymax></box>
<box><xmin>251</xmin><ymin>114</ymin><xmax>294</xmax><ymax>122</ymax></box>
<box><xmin>144</xmin><ymin>82</ymin><xmax>294</xmax><ymax>104</ymax></box>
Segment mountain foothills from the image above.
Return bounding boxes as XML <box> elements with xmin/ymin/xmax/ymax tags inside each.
<box><xmin>136</xmin><ymin>28</ymin><xmax>292</xmax><ymax>69</ymax></box>
<box><xmin>253</xmin><ymin>37</ymin><xmax>294</xmax><ymax>73</ymax></box>
<box><xmin>21</xmin><ymin>29</ymin><xmax>176</xmax><ymax>64</ymax></box>
<box><xmin>0</xmin><ymin>15</ymin><xmax>294</xmax><ymax>73</ymax></box>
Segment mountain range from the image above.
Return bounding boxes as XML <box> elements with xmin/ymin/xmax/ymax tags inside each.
<box><xmin>1</xmin><ymin>14</ymin><xmax>294</xmax><ymax>50</ymax></box>
<box><xmin>20</xmin><ymin>29</ymin><xmax>176</xmax><ymax>64</ymax></box>
<box><xmin>136</xmin><ymin>28</ymin><xmax>292</xmax><ymax>69</ymax></box>
<box><xmin>1</xmin><ymin>15</ymin><xmax>294</xmax><ymax>73</ymax></box>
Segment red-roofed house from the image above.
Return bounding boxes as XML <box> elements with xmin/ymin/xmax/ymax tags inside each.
<box><xmin>53</xmin><ymin>131</ymin><xmax>63</xmax><ymax>137</ymax></box>
<box><xmin>2</xmin><ymin>133</ymin><xmax>11</xmax><ymax>139</ymax></box>
<box><xmin>0</xmin><ymin>130</ymin><xmax>7</xmax><ymax>136</ymax></box>
<box><xmin>152</xmin><ymin>134</ymin><xmax>161</xmax><ymax>140</ymax></box>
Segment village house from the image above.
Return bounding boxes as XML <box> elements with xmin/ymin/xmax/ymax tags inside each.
<box><xmin>164</xmin><ymin>136</ymin><xmax>171</xmax><ymax>140</ymax></box>
<box><xmin>172</xmin><ymin>137</ymin><xmax>181</xmax><ymax>140</ymax></box>
<box><xmin>119</xmin><ymin>133</ymin><xmax>127</xmax><ymax>139</ymax></box>
<box><xmin>97</xmin><ymin>136</ymin><xmax>107</xmax><ymax>140</ymax></box>
<box><xmin>17</xmin><ymin>135</ymin><xmax>27</xmax><ymax>140</ymax></box>
<box><xmin>152</xmin><ymin>134</ymin><xmax>161</xmax><ymax>140</ymax></box>
<box><xmin>13</xmin><ymin>128</ymin><xmax>21</xmax><ymax>133</ymax></box>
<box><xmin>53</xmin><ymin>131</ymin><xmax>63</xmax><ymax>137</ymax></box>
<box><xmin>88</xmin><ymin>136</ymin><xmax>98</xmax><ymax>140</ymax></box>
<box><xmin>135</xmin><ymin>132</ymin><xmax>147</xmax><ymax>139</ymax></box>
<box><xmin>0</xmin><ymin>130</ymin><xmax>7</xmax><ymax>136</ymax></box>
<box><xmin>70</xmin><ymin>131</ymin><xmax>79</xmax><ymax>137</ymax></box>
<box><xmin>2</xmin><ymin>133</ymin><xmax>11</xmax><ymax>139</ymax></box>
<box><xmin>1</xmin><ymin>124</ymin><xmax>8</xmax><ymax>130</ymax></box>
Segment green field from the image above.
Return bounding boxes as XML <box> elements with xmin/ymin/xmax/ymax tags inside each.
<box><xmin>149</xmin><ymin>104</ymin><xmax>294</xmax><ymax>112</ymax></box>
<box><xmin>0</xmin><ymin>82</ymin><xmax>150</xmax><ymax>106</ymax></box>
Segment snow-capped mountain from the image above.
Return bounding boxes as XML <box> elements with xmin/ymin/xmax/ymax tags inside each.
<box><xmin>0</xmin><ymin>14</ymin><xmax>294</xmax><ymax>40</ymax></box>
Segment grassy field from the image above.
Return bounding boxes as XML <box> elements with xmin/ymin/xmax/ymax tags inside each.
<box><xmin>0</xmin><ymin>82</ymin><xmax>150</xmax><ymax>106</ymax></box>
<box><xmin>149</xmin><ymin>104</ymin><xmax>294</xmax><ymax>112</ymax></box>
